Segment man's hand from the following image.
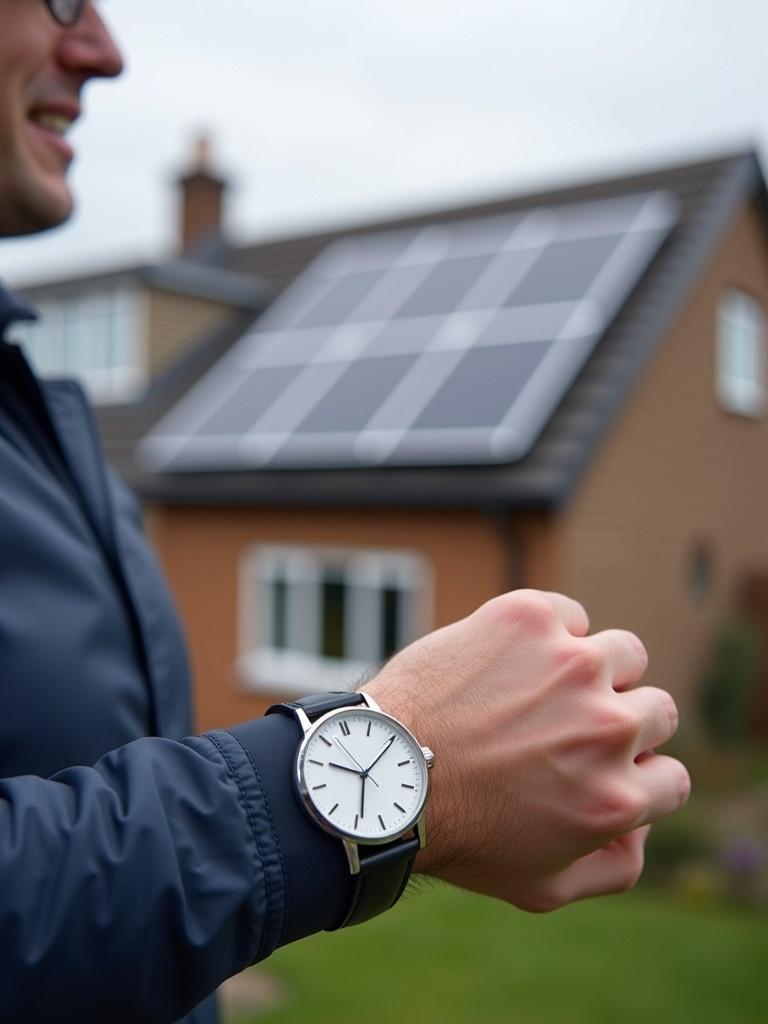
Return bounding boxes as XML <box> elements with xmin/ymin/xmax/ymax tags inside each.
<box><xmin>362</xmin><ymin>590</ymin><xmax>690</xmax><ymax>912</ymax></box>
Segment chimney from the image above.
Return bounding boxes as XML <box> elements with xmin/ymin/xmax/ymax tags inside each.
<box><xmin>177</xmin><ymin>133</ymin><xmax>228</xmax><ymax>255</ymax></box>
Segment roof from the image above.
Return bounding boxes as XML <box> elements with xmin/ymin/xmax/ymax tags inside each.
<box><xmin>130</xmin><ymin>147</ymin><xmax>768</xmax><ymax>509</ymax></box>
<box><xmin>17</xmin><ymin>258</ymin><xmax>268</xmax><ymax>311</ymax></box>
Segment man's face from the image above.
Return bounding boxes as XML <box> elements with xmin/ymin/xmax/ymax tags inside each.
<box><xmin>0</xmin><ymin>0</ymin><xmax>123</xmax><ymax>238</ymax></box>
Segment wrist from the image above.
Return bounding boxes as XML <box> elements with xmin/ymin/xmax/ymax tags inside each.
<box><xmin>359</xmin><ymin>678</ymin><xmax>452</xmax><ymax>878</ymax></box>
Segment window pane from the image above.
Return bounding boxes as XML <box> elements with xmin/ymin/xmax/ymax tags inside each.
<box><xmin>380</xmin><ymin>587</ymin><xmax>401</xmax><ymax>660</ymax></box>
<box><xmin>321</xmin><ymin>577</ymin><xmax>346</xmax><ymax>659</ymax></box>
<box><xmin>271</xmin><ymin>578</ymin><xmax>288</xmax><ymax>649</ymax></box>
<box><xmin>717</xmin><ymin>290</ymin><xmax>767</xmax><ymax>416</ymax></box>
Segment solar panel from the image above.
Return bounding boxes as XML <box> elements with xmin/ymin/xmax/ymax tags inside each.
<box><xmin>141</xmin><ymin>190</ymin><xmax>678</xmax><ymax>472</ymax></box>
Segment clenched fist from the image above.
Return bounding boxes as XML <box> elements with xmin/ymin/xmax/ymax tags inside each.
<box><xmin>363</xmin><ymin>590</ymin><xmax>690</xmax><ymax>912</ymax></box>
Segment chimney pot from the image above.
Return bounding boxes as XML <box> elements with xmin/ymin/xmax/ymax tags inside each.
<box><xmin>177</xmin><ymin>133</ymin><xmax>228</xmax><ymax>256</ymax></box>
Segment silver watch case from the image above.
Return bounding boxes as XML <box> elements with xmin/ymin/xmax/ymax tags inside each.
<box><xmin>294</xmin><ymin>692</ymin><xmax>433</xmax><ymax>874</ymax></box>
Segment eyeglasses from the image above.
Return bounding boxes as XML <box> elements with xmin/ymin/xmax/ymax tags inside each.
<box><xmin>45</xmin><ymin>0</ymin><xmax>88</xmax><ymax>27</ymax></box>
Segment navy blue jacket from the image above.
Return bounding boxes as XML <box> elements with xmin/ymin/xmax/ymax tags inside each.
<box><xmin>0</xmin><ymin>286</ymin><xmax>350</xmax><ymax>1023</ymax></box>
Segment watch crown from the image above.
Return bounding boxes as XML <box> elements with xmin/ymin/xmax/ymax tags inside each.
<box><xmin>422</xmin><ymin>746</ymin><xmax>435</xmax><ymax>769</ymax></box>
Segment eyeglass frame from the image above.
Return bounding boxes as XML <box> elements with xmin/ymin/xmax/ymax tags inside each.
<box><xmin>45</xmin><ymin>0</ymin><xmax>89</xmax><ymax>28</ymax></box>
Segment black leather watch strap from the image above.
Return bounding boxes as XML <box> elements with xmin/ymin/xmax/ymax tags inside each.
<box><xmin>266</xmin><ymin>691</ymin><xmax>419</xmax><ymax>930</ymax></box>
<box><xmin>334</xmin><ymin>834</ymin><xmax>420</xmax><ymax>929</ymax></box>
<box><xmin>278</xmin><ymin>691</ymin><xmax>366</xmax><ymax>720</ymax></box>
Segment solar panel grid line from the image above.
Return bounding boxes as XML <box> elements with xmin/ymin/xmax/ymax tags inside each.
<box><xmin>291</xmin><ymin>354</ymin><xmax>419</xmax><ymax>435</ymax></box>
<box><xmin>426</xmin><ymin>310</ymin><xmax>495</xmax><ymax>352</ymax></box>
<box><xmin>555</xmin><ymin>300</ymin><xmax>603</xmax><ymax>341</ymax></box>
<box><xmin>445</xmin><ymin>213</ymin><xmax>522</xmax><ymax>259</ymax></box>
<box><xmin>410</xmin><ymin>340</ymin><xmax>555</xmax><ymax>434</ymax></box>
<box><xmin>395</xmin><ymin>225</ymin><xmax>454</xmax><ymax>267</ymax></box>
<box><xmin>629</xmin><ymin>191</ymin><xmax>679</xmax><ymax>234</ymax></box>
<box><xmin>500</xmin><ymin>208</ymin><xmax>559</xmax><ymax>251</ymax></box>
<box><xmin>246</xmin><ymin>326</ymin><xmax>345</xmax><ymax>369</ymax></box>
<box><xmin>257</xmin><ymin>432</ymin><xmax>371</xmax><ymax>467</ymax></box>
<box><xmin>169</xmin><ymin>434</ymin><xmax>245</xmax><ymax>470</ymax></box>
<box><xmin>389</xmin><ymin>427</ymin><xmax>522</xmax><ymax>465</ymax></box>
<box><xmin>254</xmin><ymin>270</ymin><xmax>336</xmax><ymax>332</ymax></box>
<box><xmin>364</xmin><ymin>314</ymin><xmax>450</xmax><ymax>359</ymax></box>
<box><xmin>489</xmin><ymin>330</ymin><xmax>600</xmax><ymax>460</ymax></box>
<box><xmin>137</xmin><ymin>347</ymin><xmax>259</xmax><ymax>468</ymax></box>
<box><xmin>549</xmin><ymin>193</ymin><xmax>645</xmax><ymax>242</ymax></box>
<box><xmin>238</xmin><ymin>431</ymin><xmax>291</xmax><ymax>466</ymax></box>
<box><xmin>454</xmin><ymin>244</ymin><xmax>550</xmax><ymax>314</ymax></box>
<box><xmin>587</xmin><ymin>227</ymin><xmax>673</xmax><ymax>313</ymax></box>
<box><xmin>314</xmin><ymin>323</ymin><xmax>372</xmax><ymax>363</ymax></box>
<box><xmin>360</xmin><ymin>347</ymin><xmax>467</xmax><ymax>439</ymax></box>
<box><xmin>244</xmin><ymin>360</ymin><xmax>351</xmax><ymax>436</ymax></box>
<box><xmin>346</xmin><ymin>261</ymin><xmax>441</xmax><ymax>325</ymax></box>
<box><xmin>475</xmin><ymin>302</ymin><xmax>583</xmax><ymax>349</ymax></box>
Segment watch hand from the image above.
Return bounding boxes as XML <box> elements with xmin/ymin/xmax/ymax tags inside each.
<box><xmin>333</xmin><ymin>737</ymin><xmax>366</xmax><ymax>773</ymax></box>
<box><xmin>334</xmin><ymin>737</ymin><xmax>380</xmax><ymax>788</ymax></box>
<box><xmin>365</xmin><ymin>734</ymin><xmax>396</xmax><ymax>774</ymax></box>
<box><xmin>328</xmin><ymin>761</ymin><xmax>362</xmax><ymax>775</ymax></box>
<box><xmin>360</xmin><ymin>772</ymin><xmax>366</xmax><ymax>820</ymax></box>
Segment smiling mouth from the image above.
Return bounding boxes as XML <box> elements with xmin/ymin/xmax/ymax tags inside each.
<box><xmin>29</xmin><ymin>112</ymin><xmax>75</xmax><ymax>137</ymax></box>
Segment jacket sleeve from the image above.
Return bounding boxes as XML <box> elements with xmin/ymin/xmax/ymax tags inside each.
<box><xmin>0</xmin><ymin>713</ymin><xmax>350</xmax><ymax>1024</ymax></box>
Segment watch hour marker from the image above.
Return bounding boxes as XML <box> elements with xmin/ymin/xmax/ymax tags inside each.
<box><xmin>402</xmin><ymin>783</ymin><xmax>415</xmax><ymax>790</ymax></box>
<box><xmin>309</xmin><ymin>759</ymin><xmax>324</xmax><ymax>766</ymax></box>
<box><xmin>366</xmin><ymin>721</ymin><xmax>372</xmax><ymax>737</ymax></box>
<box><xmin>378</xmin><ymin>815</ymin><xmax>386</xmax><ymax>829</ymax></box>
<box><xmin>329</xmin><ymin>803</ymin><xmax>339</xmax><ymax>815</ymax></box>
<box><xmin>340</xmin><ymin>721</ymin><xmax>351</xmax><ymax>737</ymax></box>
<box><xmin>397</xmin><ymin>760</ymin><xmax>410</xmax><ymax>767</ymax></box>
<box><xmin>354</xmin><ymin>814</ymin><xmax>359</xmax><ymax>829</ymax></box>
<box><xmin>312</xmin><ymin>784</ymin><xmax>327</xmax><ymax>791</ymax></box>
<box><xmin>320</xmin><ymin>735</ymin><xmax>333</xmax><ymax>748</ymax></box>
<box><xmin>394</xmin><ymin>802</ymin><xmax>406</xmax><ymax>813</ymax></box>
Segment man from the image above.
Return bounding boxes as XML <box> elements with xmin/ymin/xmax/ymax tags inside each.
<box><xmin>0</xmin><ymin>2</ymin><xmax>690</xmax><ymax>1022</ymax></box>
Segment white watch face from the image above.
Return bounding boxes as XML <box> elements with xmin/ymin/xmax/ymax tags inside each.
<box><xmin>297</xmin><ymin>707</ymin><xmax>428</xmax><ymax>843</ymax></box>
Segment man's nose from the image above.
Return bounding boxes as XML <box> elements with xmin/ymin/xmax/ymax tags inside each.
<box><xmin>55</xmin><ymin>2</ymin><xmax>125</xmax><ymax>80</ymax></box>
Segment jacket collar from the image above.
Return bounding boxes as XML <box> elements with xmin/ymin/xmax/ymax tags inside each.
<box><xmin>0</xmin><ymin>281</ymin><xmax>38</xmax><ymax>338</ymax></box>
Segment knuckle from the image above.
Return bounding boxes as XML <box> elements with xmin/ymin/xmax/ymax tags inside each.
<box><xmin>584</xmin><ymin>781</ymin><xmax>646</xmax><ymax>835</ymax></box>
<box><xmin>491</xmin><ymin>590</ymin><xmax>555</xmax><ymax>633</ymax></box>
<box><xmin>592</xmin><ymin>702</ymin><xmax>641</xmax><ymax>747</ymax></box>
<box><xmin>559</xmin><ymin>642</ymin><xmax>605</xmax><ymax>686</ymax></box>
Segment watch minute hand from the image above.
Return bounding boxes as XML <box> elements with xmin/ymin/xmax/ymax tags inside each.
<box><xmin>365</xmin><ymin>734</ymin><xmax>396</xmax><ymax>774</ymax></box>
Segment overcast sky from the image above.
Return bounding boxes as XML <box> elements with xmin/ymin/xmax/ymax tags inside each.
<box><xmin>2</xmin><ymin>0</ymin><xmax>767</xmax><ymax>285</ymax></box>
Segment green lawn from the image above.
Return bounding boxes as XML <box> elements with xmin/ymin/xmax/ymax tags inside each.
<box><xmin>228</xmin><ymin>882</ymin><xmax>767</xmax><ymax>1024</ymax></box>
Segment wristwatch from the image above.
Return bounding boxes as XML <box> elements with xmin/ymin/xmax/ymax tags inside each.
<box><xmin>267</xmin><ymin>690</ymin><xmax>435</xmax><ymax>928</ymax></box>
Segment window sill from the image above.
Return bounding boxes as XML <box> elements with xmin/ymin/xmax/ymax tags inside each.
<box><xmin>236</xmin><ymin>650</ymin><xmax>377</xmax><ymax>697</ymax></box>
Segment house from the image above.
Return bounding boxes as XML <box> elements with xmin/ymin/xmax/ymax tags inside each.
<box><xmin>16</xmin><ymin>146</ymin><xmax>768</xmax><ymax>736</ymax></box>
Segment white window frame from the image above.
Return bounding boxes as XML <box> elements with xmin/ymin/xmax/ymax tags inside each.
<box><xmin>237</xmin><ymin>544</ymin><xmax>433</xmax><ymax>696</ymax></box>
<box><xmin>15</xmin><ymin>285</ymin><xmax>148</xmax><ymax>405</ymax></box>
<box><xmin>716</xmin><ymin>289</ymin><xmax>767</xmax><ymax>417</ymax></box>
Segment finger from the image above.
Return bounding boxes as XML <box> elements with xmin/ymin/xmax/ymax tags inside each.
<box><xmin>588</xmin><ymin>628</ymin><xmax>648</xmax><ymax>690</ymax></box>
<box><xmin>539</xmin><ymin>591</ymin><xmax>590</xmax><ymax>637</ymax></box>
<box><xmin>620</xmin><ymin>685</ymin><xmax>679</xmax><ymax>755</ymax></box>
<box><xmin>546</xmin><ymin>826</ymin><xmax>651</xmax><ymax>905</ymax></box>
<box><xmin>633</xmin><ymin>753</ymin><xmax>691</xmax><ymax>824</ymax></box>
